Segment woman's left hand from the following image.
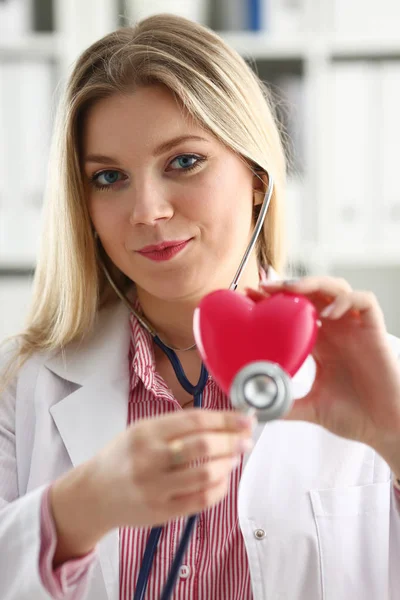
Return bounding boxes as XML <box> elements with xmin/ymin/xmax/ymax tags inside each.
<box><xmin>246</xmin><ymin>276</ymin><xmax>400</xmax><ymax>467</ymax></box>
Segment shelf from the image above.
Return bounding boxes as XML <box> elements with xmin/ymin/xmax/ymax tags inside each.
<box><xmin>217</xmin><ymin>31</ymin><xmax>307</xmax><ymax>61</ymax></box>
<box><xmin>328</xmin><ymin>35</ymin><xmax>400</xmax><ymax>60</ymax></box>
<box><xmin>0</xmin><ymin>265</ymin><xmax>35</xmax><ymax>277</ymax></box>
<box><xmin>3</xmin><ymin>30</ymin><xmax>400</xmax><ymax>64</ymax></box>
<box><xmin>217</xmin><ymin>31</ymin><xmax>400</xmax><ymax>62</ymax></box>
<box><xmin>0</xmin><ymin>33</ymin><xmax>62</xmax><ymax>59</ymax></box>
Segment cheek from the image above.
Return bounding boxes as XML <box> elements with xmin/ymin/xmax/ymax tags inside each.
<box><xmin>188</xmin><ymin>169</ymin><xmax>252</xmax><ymax>222</ymax></box>
<box><xmin>88</xmin><ymin>198</ymin><xmax>124</xmax><ymax>241</ymax></box>
<box><xmin>197</xmin><ymin>183</ymin><xmax>253</xmax><ymax>238</ymax></box>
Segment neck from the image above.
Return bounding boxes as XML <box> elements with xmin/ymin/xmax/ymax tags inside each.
<box><xmin>135</xmin><ymin>258</ymin><xmax>263</xmax><ymax>351</ymax></box>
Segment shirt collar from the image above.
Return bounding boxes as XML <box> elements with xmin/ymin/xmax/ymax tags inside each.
<box><xmin>129</xmin><ymin>296</ymin><xmax>157</xmax><ymax>393</ymax></box>
<box><xmin>128</xmin><ymin>264</ymin><xmax>279</xmax><ymax>392</ymax></box>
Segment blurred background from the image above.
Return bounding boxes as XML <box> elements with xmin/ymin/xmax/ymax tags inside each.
<box><xmin>1</xmin><ymin>0</ymin><xmax>400</xmax><ymax>341</ymax></box>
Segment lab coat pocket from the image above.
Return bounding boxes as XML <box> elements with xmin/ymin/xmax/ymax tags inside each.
<box><xmin>310</xmin><ymin>481</ymin><xmax>391</xmax><ymax>600</ymax></box>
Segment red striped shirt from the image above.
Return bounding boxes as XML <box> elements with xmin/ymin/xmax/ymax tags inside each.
<box><xmin>119</xmin><ymin>311</ymin><xmax>252</xmax><ymax>600</ymax></box>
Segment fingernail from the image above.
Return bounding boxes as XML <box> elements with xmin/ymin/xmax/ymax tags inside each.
<box><xmin>237</xmin><ymin>414</ymin><xmax>255</xmax><ymax>429</ymax></box>
<box><xmin>321</xmin><ymin>302</ymin><xmax>336</xmax><ymax>318</ymax></box>
<box><xmin>260</xmin><ymin>280</ymin><xmax>278</xmax><ymax>286</ymax></box>
<box><xmin>237</xmin><ymin>438</ymin><xmax>254</xmax><ymax>453</ymax></box>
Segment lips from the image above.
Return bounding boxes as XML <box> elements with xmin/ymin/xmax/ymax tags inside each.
<box><xmin>136</xmin><ymin>238</ymin><xmax>193</xmax><ymax>262</ymax></box>
<box><xmin>138</xmin><ymin>240</ymin><xmax>190</xmax><ymax>254</ymax></box>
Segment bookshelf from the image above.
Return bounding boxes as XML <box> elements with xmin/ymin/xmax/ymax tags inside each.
<box><xmin>4</xmin><ymin>31</ymin><xmax>399</xmax><ymax>63</ymax></box>
<box><xmin>1</xmin><ymin>0</ymin><xmax>400</xmax><ymax>273</ymax></box>
<box><xmin>0</xmin><ymin>32</ymin><xmax>61</xmax><ymax>59</ymax></box>
<box><xmin>1</xmin><ymin>0</ymin><xmax>400</xmax><ymax>338</ymax></box>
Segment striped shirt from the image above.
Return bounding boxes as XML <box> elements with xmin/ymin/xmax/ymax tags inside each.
<box><xmin>38</xmin><ymin>273</ymin><xmax>400</xmax><ymax>597</ymax></box>
<box><xmin>119</xmin><ymin>311</ymin><xmax>252</xmax><ymax>599</ymax></box>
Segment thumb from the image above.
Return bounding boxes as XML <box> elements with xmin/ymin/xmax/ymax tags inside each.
<box><xmin>243</xmin><ymin>287</ymin><xmax>270</xmax><ymax>303</ymax></box>
<box><xmin>283</xmin><ymin>394</ymin><xmax>319</xmax><ymax>425</ymax></box>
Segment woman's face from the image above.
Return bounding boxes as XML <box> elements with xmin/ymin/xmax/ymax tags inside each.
<box><xmin>83</xmin><ymin>84</ymin><xmax>260</xmax><ymax>302</ymax></box>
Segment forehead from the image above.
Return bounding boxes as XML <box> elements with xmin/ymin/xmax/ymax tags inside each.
<box><xmin>82</xmin><ymin>85</ymin><xmax>212</xmax><ymax>156</ymax></box>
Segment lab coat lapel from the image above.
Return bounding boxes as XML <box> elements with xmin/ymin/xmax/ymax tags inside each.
<box><xmin>44</xmin><ymin>267</ymin><xmax>308</xmax><ymax>599</ymax></box>
<box><xmin>46</xmin><ymin>299</ymin><xmax>132</xmax><ymax>600</ymax></box>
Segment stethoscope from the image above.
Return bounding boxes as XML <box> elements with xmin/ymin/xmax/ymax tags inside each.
<box><xmin>98</xmin><ymin>171</ymin><xmax>291</xmax><ymax>599</ymax></box>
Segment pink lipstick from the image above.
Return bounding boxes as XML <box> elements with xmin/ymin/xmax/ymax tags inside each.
<box><xmin>137</xmin><ymin>239</ymin><xmax>191</xmax><ymax>262</ymax></box>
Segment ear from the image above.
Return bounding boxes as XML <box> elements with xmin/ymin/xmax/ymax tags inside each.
<box><xmin>252</xmin><ymin>168</ymin><xmax>269</xmax><ymax>206</ymax></box>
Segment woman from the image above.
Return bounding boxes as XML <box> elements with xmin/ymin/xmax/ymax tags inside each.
<box><xmin>1</xmin><ymin>13</ymin><xmax>400</xmax><ymax>600</ymax></box>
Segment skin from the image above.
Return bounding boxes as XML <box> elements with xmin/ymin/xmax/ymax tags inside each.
<box><xmin>247</xmin><ymin>278</ymin><xmax>400</xmax><ymax>473</ymax></box>
<box><xmin>50</xmin><ymin>84</ymin><xmax>264</xmax><ymax>565</ymax></box>
<box><xmin>83</xmin><ymin>84</ymin><xmax>264</xmax><ymax>350</ymax></box>
<box><xmin>50</xmin><ymin>83</ymin><xmax>400</xmax><ymax>568</ymax></box>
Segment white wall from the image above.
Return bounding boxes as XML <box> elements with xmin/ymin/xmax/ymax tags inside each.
<box><xmin>331</xmin><ymin>265</ymin><xmax>400</xmax><ymax>337</ymax></box>
<box><xmin>0</xmin><ymin>277</ymin><xmax>33</xmax><ymax>342</ymax></box>
<box><xmin>1</xmin><ymin>0</ymin><xmax>400</xmax><ymax>343</ymax></box>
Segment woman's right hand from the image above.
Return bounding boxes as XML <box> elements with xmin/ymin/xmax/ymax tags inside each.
<box><xmin>90</xmin><ymin>409</ymin><xmax>254</xmax><ymax>529</ymax></box>
<box><xmin>50</xmin><ymin>409</ymin><xmax>254</xmax><ymax>565</ymax></box>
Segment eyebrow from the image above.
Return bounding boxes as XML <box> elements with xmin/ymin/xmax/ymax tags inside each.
<box><xmin>84</xmin><ymin>134</ymin><xmax>210</xmax><ymax>165</ymax></box>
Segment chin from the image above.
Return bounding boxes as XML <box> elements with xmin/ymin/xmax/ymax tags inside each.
<box><xmin>141</xmin><ymin>271</ymin><xmax>211</xmax><ymax>303</ymax></box>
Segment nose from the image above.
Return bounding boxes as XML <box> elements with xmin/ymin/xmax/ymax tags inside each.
<box><xmin>129</xmin><ymin>178</ymin><xmax>174</xmax><ymax>227</ymax></box>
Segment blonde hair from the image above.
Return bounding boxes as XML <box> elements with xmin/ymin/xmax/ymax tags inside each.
<box><xmin>1</xmin><ymin>13</ymin><xmax>290</xmax><ymax>388</ymax></box>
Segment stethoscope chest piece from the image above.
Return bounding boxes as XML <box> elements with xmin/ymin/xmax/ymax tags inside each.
<box><xmin>230</xmin><ymin>361</ymin><xmax>293</xmax><ymax>422</ymax></box>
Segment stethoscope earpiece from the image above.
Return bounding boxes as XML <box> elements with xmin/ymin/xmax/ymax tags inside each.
<box><xmin>230</xmin><ymin>361</ymin><xmax>293</xmax><ymax>422</ymax></box>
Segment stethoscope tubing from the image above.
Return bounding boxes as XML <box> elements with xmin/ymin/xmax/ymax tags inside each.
<box><xmin>134</xmin><ymin>527</ymin><xmax>163</xmax><ymax>600</ymax></box>
<box><xmin>159</xmin><ymin>498</ymin><xmax>197</xmax><ymax>599</ymax></box>
<box><xmin>127</xmin><ymin>175</ymin><xmax>275</xmax><ymax>600</ymax></box>
<box><xmin>133</xmin><ymin>336</ymin><xmax>206</xmax><ymax>600</ymax></box>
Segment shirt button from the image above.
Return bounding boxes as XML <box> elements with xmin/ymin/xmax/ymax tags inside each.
<box><xmin>254</xmin><ymin>528</ymin><xmax>266</xmax><ymax>540</ymax></box>
<box><xmin>179</xmin><ymin>565</ymin><xmax>191</xmax><ymax>579</ymax></box>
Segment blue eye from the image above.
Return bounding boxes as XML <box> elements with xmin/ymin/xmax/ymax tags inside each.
<box><xmin>169</xmin><ymin>154</ymin><xmax>203</xmax><ymax>171</ymax></box>
<box><xmin>97</xmin><ymin>171</ymin><xmax>121</xmax><ymax>185</ymax></box>
<box><xmin>89</xmin><ymin>154</ymin><xmax>205</xmax><ymax>192</ymax></box>
<box><xmin>90</xmin><ymin>170</ymin><xmax>124</xmax><ymax>191</ymax></box>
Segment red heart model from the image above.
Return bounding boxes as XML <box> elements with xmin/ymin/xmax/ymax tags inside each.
<box><xmin>193</xmin><ymin>289</ymin><xmax>319</xmax><ymax>396</ymax></box>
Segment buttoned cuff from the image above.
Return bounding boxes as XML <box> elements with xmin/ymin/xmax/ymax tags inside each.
<box><xmin>39</xmin><ymin>483</ymin><xmax>97</xmax><ymax>599</ymax></box>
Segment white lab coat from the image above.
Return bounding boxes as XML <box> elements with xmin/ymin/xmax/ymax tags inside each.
<box><xmin>1</xmin><ymin>297</ymin><xmax>400</xmax><ymax>600</ymax></box>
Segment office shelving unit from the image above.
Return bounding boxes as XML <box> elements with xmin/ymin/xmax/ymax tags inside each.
<box><xmin>1</xmin><ymin>0</ymin><xmax>400</xmax><ymax>336</ymax></box>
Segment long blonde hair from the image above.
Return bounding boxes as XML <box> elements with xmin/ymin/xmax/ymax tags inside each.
<box><xmin>1</xmin><ymin>13</ymin><xmax>290</xmax><ymax>387</ymax></box>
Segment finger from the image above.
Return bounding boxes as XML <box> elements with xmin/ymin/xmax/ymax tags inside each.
<box><xmin>320</xmin><ymin>290</ymin><xmax>385</xmax><ymax>329</ymax></box>
<box><xmin>169</xmin><ymin>475</ymin><xmax>230</xmax><ymax>515</ymax></box>
<box><xmin>261</xmin><ymin>275</ymin><xmax>352</xmax><ymax>301</ymax></box>
<box><xmin>163</xmin><ymin>431</ymin><xmax>253</xmax><ymax>471</ymax></box>
<box><xmin>320</xmin><ymin>291</ymin><xmax>359</xmax><ymax>320</ymax></box>
<box><xmin>260</xmin><ymin>276</ymin><xmax>353</xmax><ymax>315</ymax></box>
<box><xmin>136</xmin><ymin>409</ymin><xmax>255</xmax><ymax>446</ymax></box>
<box><xmin>244</xmin><ymin>287</ymin><xmax>269</xmax><ymax>303</ymax></box>
<box><xmin>156</xmin><ymin>455</ymin><xmax>239</xmax><ymax>500</ymax></box>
